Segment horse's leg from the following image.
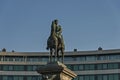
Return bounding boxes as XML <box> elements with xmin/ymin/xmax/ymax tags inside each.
<box><xmin>61</xmin><ymin>49</ymin><xmax>64</xmax><ymax>63</ymax></box>
<box><xmin>50</xmin><ymin>48</ymin><xmax>53</xmax><ymax>62</ymax></box>
<box><xmin>54</xmin><ymin>46</ymin><xmax>57</xmax><ymax>62</ymax></box>
<box><xmin>57</xmin><ymin>49</ymin><xmax>60</xmax><ymax>61</ymax></box>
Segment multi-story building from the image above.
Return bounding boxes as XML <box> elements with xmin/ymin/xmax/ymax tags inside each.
<box><xmin>0</xmin><ymin>48</ymin><xmax>120</xmax><ymax>80</ymax></box>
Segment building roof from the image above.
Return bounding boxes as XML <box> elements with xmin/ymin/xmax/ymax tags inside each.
<box><xmin>0</xmin><ymin>49</ymin><xmax>120</xmax><ymax>56</ymax></box>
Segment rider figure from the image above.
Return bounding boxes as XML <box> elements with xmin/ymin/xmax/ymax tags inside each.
<box><xmin>46</xmin><ymin>19</ymin><xmax>64</xmax><ymax>50</ymax></box>
<box><xmin>54</xmin><ymin>19</ymin><xmax>64</xmax><ymax>48</ymax></box>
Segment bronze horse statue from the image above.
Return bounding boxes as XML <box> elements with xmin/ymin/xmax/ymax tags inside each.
<box><xmin>46</xmin><ymin>20</ymin><xmax>65</xmax><ymax>63</ymax></box>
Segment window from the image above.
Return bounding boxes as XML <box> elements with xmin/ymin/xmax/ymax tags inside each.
<box><xmin>64</xmin><ymin>57</ymin><xmax>73</xmax><ymax>61</ymax></box>
<box><xmin>33</xmin><ymin>66</ymin><xmax>37</xmax><ymax>71</ymax></box>
<box><xmin>14</xmin><ymin>57</ymin><xmax>24</xmax><ymax>61</ymax></box>
<box><xmin>32</xmin><ymin>76</ymin><xmax>39</xmax><ymax>80</ymax></box>
<box><xmin>26</xmin><ymin>76</ymin><xmax>40</xmax><ymax>80</ymax></box>
<box><xmin>79</xmin><ymin>76</ymin><xmax>84</xmax><ymax>80</ymax></box>
<box><xmin>109</xmin><ymin>74</ymin><xmax>114</xmax><ymax>80</ymax></box>
<box><xmin>8</xmin><ymin>76</ymin><xmax>13</xmax><ymax>80</ymax></box>
<box><xmin>89</xmin><ymin>75</ymin><xmax>95</xmax><ymax>80</ymax></box>
<box><xmin>14</xmin><ymin>65</ymin><xmax>24</xmax><ymax>71</ymax></box>
<box><xmin>3</xmin><ymin>76</ymin><xmax>8</xmax><ymax>80</ymax></box>
<box><xmin>103</xmin><ymin>75</ymin><xmax>108</xmax><ymax>80</ymax></box>
<box><xmin>85</xmin><ymin>64</ymin><xmax>95</xmax><ymax>70</ymax></box>
<box><xmin>9</xmin><ymin>66</ymin><xmax>13</xmax><ymax>71</ymax></box>
<box><xmin>19</xmin><ymin>76</ymin><xmax>24</xmax><ymax>80</ymax></box>
<box><xmin>27</xmin><ymin>65</ymin><xmax>33</xmax><ymax>71</ymax></box>
<box><xmin>85</xmin><ymin>65</ymin><xmax>89</xmax><ymax>70</ymax></box>
<box><xmin>13</xmin><ymin>76</ymin><xmax>24</xmax><ymax>80</ymax></box>
<box><xmin>78</xmin><ymin>64</ymin><xmax>84</xmax><ymax>70</ymax></box>
<box><xmin>14</xmin><ymin>76</ymin><xmax>18</xmax><ymax>80</ymax></box>
<box><xmin>89</xmin><ymin>64</ymin><xmax>95</xmax><ymax>70</ymax></box>
<box><xmin>3</xmin><ymin>65</ymin><xmax>9</xmax><ymax>71</ymax></box>
<box><xmin>108</xmin><ymin>55</ymin><xmax>120</xmax><ymax>60</ymax></box>
<box><xmin>113</xmin><ymin>63</ymin><xmax>119</xmax><ymax>69</ymax></box>
<box><xmin>97</xmin><ymin>75</ymin><xmax>102</xmax><ymax>80</ymax></box>
<box><xmin>41</xmin><ymin>57</ymin><xmax>48</xmax><ymax>62</ymax></box>
<box><xmin>0</xmin><ymin>65</ymin><xmax>2</xmax><ymax>70</ymax></box>
<box><xmin>114</xmin><ymin>74</ymin><xmax>119</xmax><ymax>80</ymax></box>
<box><xmin>4</xmin><ymin>57</ymin><xmax>13</xmax><ymax>61</ymax></box>
<box><xmin>103</xmin><ymin>64</ymin><xmax>107</xmax><ymax>69</ymax></box>
<box><xmin>79</xmin><ymin>56</ymin><xmax>86</xmax><ymax>61</ymax></box>
<box><xmin>73</xmin><ymin>65</ymin><xmax>79</xmax><ymax>71</ymax></box>
<box><xmin>0</xmin><ymin>56</ymin><xmax>2</xmax><ymax>61</ymax></box>
<box><xmin>84</xmin><ymin>76</ymin><xmax>89</xmax><ymax>80</ymax></box>
<box><xmin>98</xmin><ymin>55</ymin><xmax>108</xmax><ymax>60</ymax></box>
<box><xmin>86</xmin><ymin>56</ymin><xmax>96</xmax><ymax>61</ymax></box>
<box><xmin>97</xmin><ymin>64</ymin><xmax>102</xmax><ymax>70</ymax></box>
<box><xmin>108</xmin><ymin>63</ymin><xmax>119</xmax><ymax>69</ymax></box>
<box><xmin>26</xmin><ymin>65</ymin><xmax>38</xmax><ymax>71</ymax></box>
<box><xmin>27</xmin><ymin>57</ymin><xmax>33</xmax><ymax>62</ymax></box>
<box><xmin>27</xmin><ymin>76</ymin><xmax>32</xmax><ymax>80</ymax></box>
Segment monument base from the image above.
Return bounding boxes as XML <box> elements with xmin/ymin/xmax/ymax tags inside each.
<box><xmin>37</xmin><ymin>61</ymin><xmax>77</xmax><ymax>80</ymax></box>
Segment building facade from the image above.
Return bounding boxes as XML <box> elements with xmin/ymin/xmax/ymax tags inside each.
<box><xmin>0</xmin><ymin>48</ymin><xmax>120</xmax><ymax>80</ymax></box>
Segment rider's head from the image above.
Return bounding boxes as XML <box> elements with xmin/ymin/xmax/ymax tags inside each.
<box><xmin>54</xmin><ymin>19</ymin><xmax>58</xmax><ymax>25</ymax></box>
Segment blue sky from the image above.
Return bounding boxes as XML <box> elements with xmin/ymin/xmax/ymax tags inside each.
<box><xmin>0</xmin><ymin>0</ymin><xmax>120</xmax><ymax>52</ymax></box>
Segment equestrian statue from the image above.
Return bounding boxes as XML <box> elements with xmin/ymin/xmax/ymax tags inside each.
<box><xmin>46</xmin><ymin>19</ymin><xmax>65</xmax><ymax>63</ymax></box>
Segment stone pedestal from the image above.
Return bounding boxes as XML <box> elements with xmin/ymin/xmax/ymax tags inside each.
<box><xmin>37</xmin><ymin>61</ymin><xmax>77</xmax><ymax>80</ymax></box>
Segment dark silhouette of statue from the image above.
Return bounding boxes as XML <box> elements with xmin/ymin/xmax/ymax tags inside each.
<box><xmin>46</xmin><ymin>19</ymin><xmax>65</xmax><ymax>63</ymax></box>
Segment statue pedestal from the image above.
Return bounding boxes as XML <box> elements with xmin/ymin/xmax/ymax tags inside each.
<box><xmin>37</xmin><ymin>61</ymin><xmax>77</xmax><ymax>80</ymax></box>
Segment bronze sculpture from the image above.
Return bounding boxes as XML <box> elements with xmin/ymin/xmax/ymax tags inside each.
<box><xmin>46</xmin><ymin>19</ymin><xmax>65</xmax><ymax>63</ymax></box>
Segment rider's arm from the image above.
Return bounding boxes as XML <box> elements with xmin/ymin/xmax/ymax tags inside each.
<box><xmin>57</xmin><ymin>25</ymin><xmax>62</xmax><ymax>34</ymax></box>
